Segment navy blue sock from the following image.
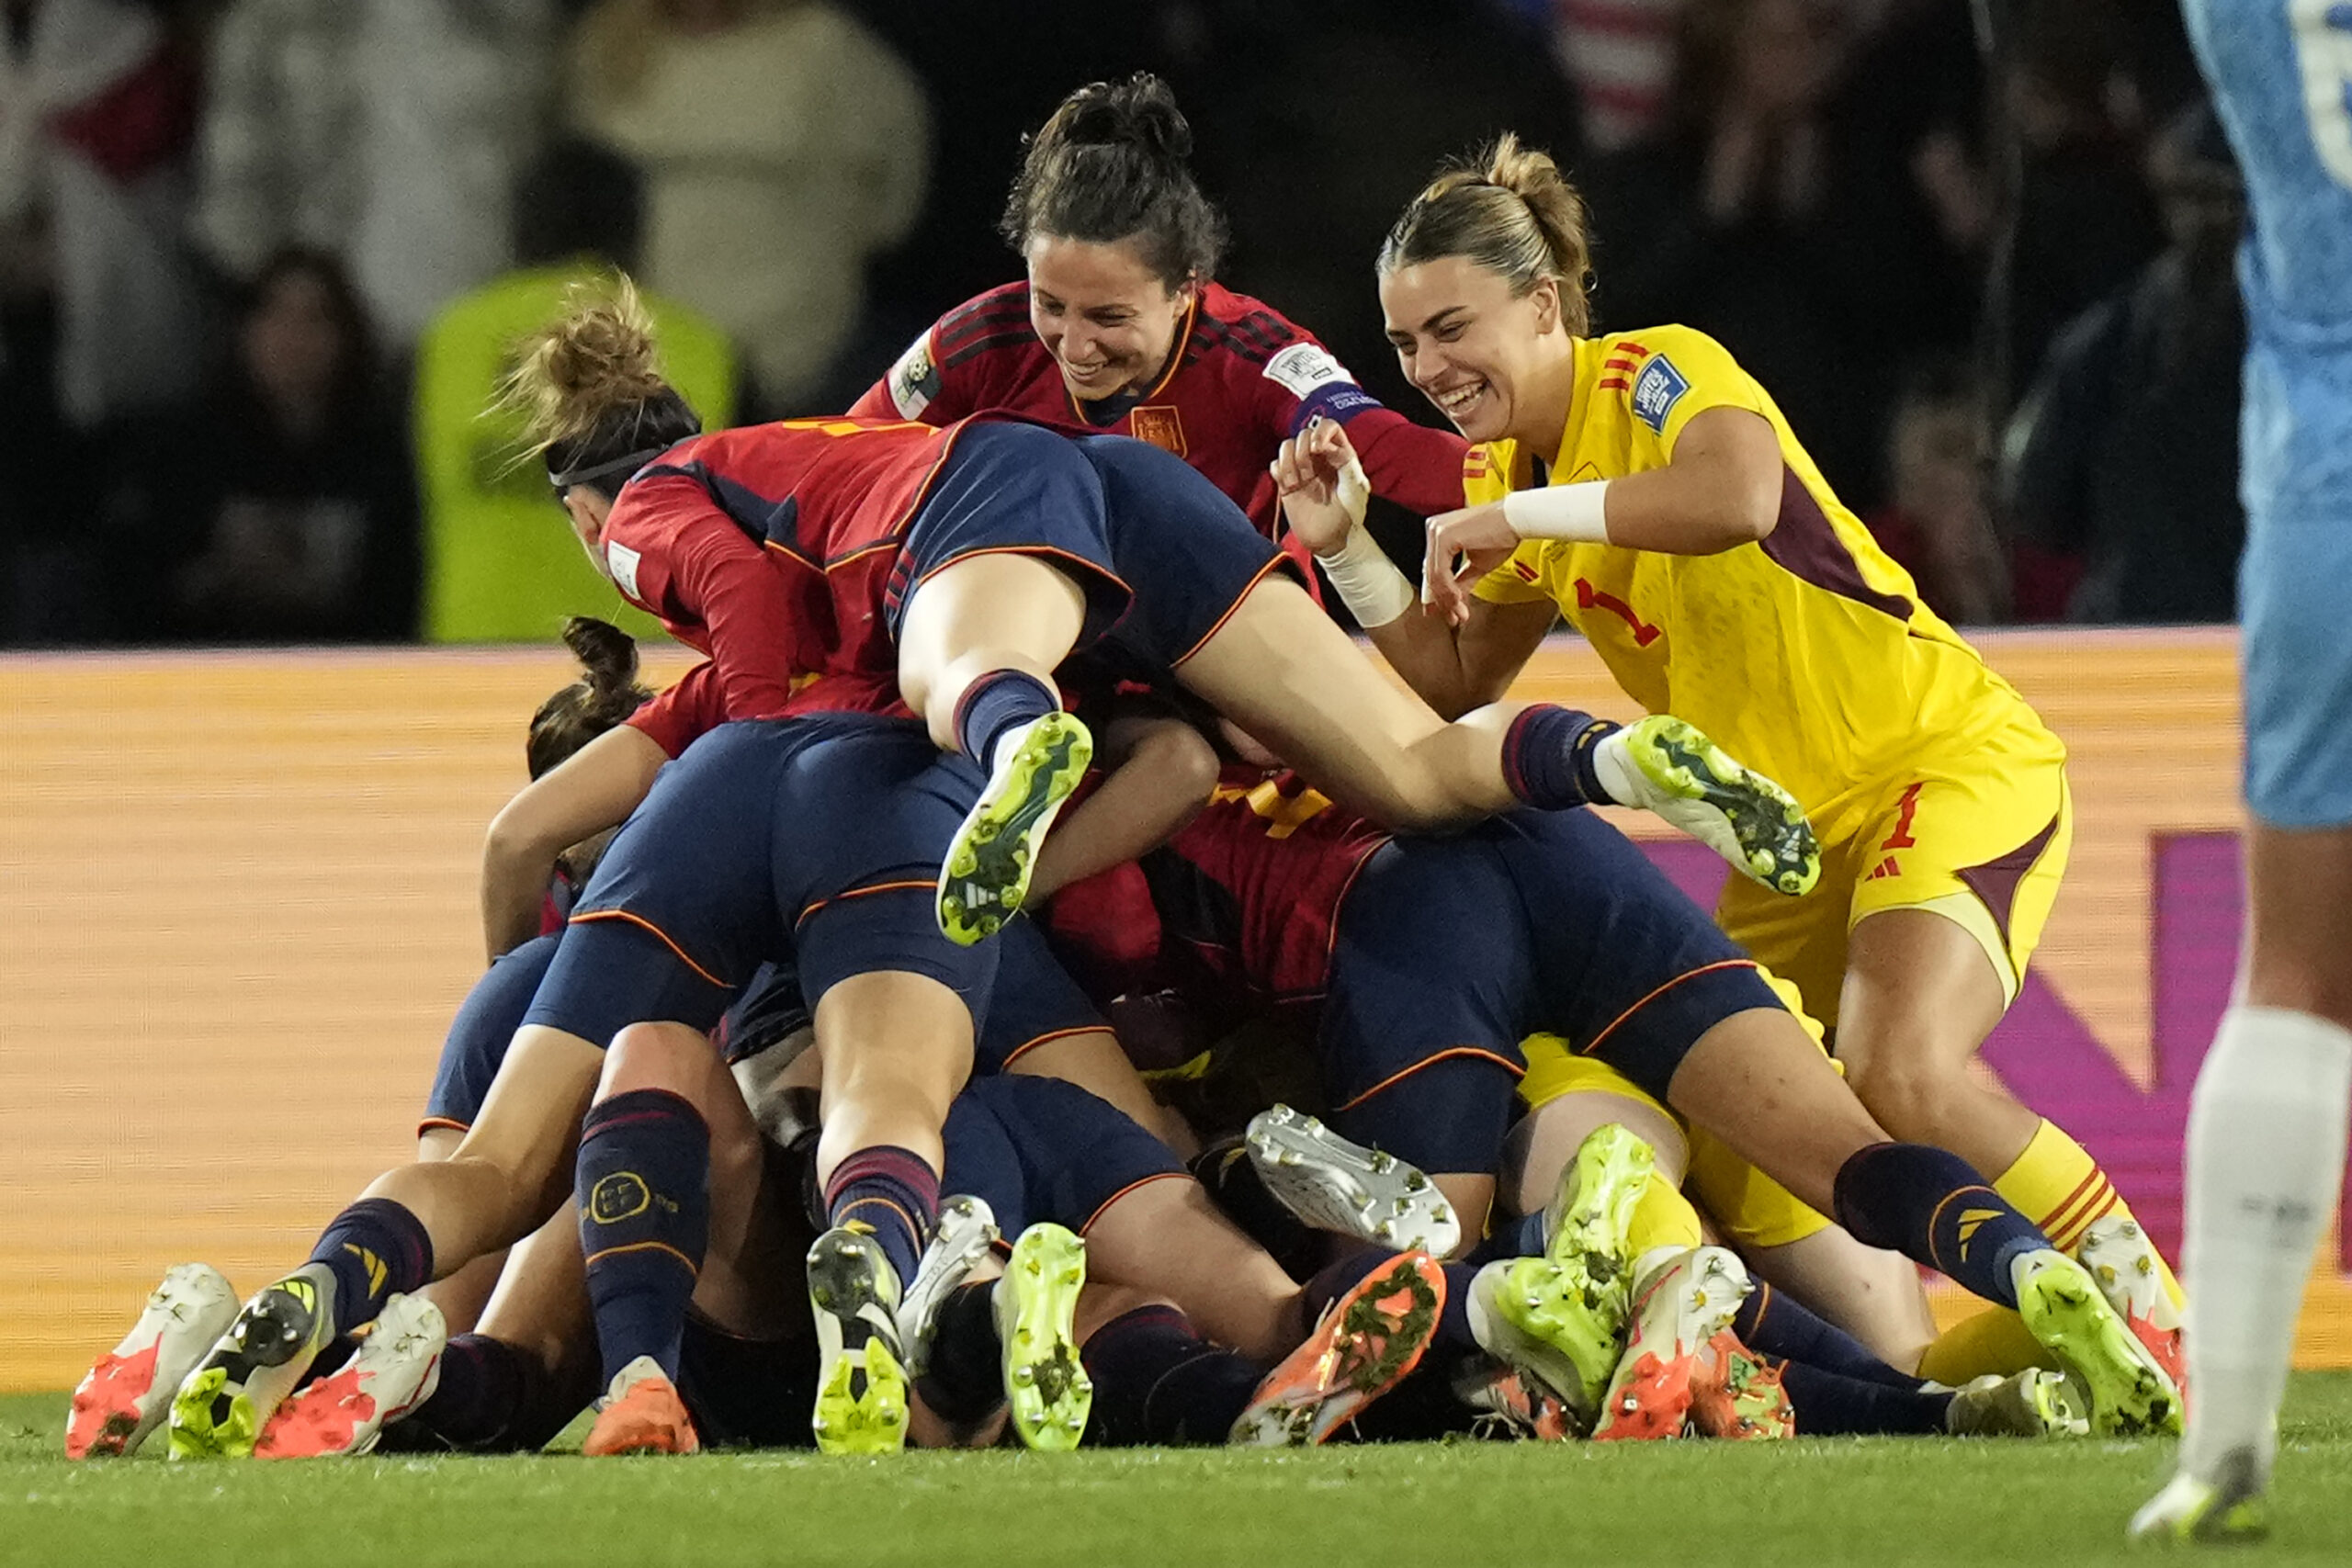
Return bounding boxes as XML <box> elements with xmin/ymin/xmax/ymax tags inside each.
<box><xmin>823</xmin><ymin>1145</ymin><xmax>938</xmax><ymax>1287</ymax></box>
<box><xmin>1299</xmin><ymin>1247</ymin><xmax>1389</xmax><ymax>1324</ymax></box>
<box><xmin>1432</xmin><ymin>1262</ymin><xmax>1483</xmax><ymax>1357</ymax></box>
<box><xmin>307</xmin><ymin>1198</ymin><xmax>435</xmax><ymax>1336</ymax></box>
<box><xmin>1191</xmin><ymin>1141</ymin><xmax>1322</xmax><ymax>1279</ymax></box>
<box><xmin>1080</xmin><ymin>1304</ymin><xmax>1261</xmax><ymax>1447</ymax></box>
<box><xmin>405</xmin><ymin>1333</ymin><xmax>526</xmax><ymax>1450</ymax></box>
<box><xmin>1463</xmin><ymin>1210</ymin><xmax>1546</xmax><ymax>1267</ymax></box>
<box><xmin>577</xmin><ymin>1089</ymin><xmax>710</xmax><ymax>1384</ymax></box>
<box><xmin>1779</xmin><ymin>1359</ymin><xmax>1952</xmax><ymax>1437</ymax></box>
<box><xmin>1733</xmin><ymin>1280</ymin><xmax>1916</xmax><ymax>1389</ymax></box>
<box><xmin>1498</xmin><ymin>706</ymin><xmax>1620</xmax><ymax>811</ymax></box>
<box><xmin>1831</xmin><ymin>1143</ymin><xmax>2048</xmax><ymax>1310</ymax></box>
<box><xmin>911</xmin><ymin>1281</ymin><xmax>1002</xmax><ymax>1427</ymax></box>
<box><xmin>952</xmin><ymin>669</ymin><xmax>1059</xmax><ymax>767</ymax></box>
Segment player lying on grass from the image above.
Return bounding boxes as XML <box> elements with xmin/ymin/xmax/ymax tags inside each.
<box><xmin>1283</xmin><ymin>131</ymin><xmax>2183</xmax><ymax>1394</ymax></box>
<box><xmin>1038</xmin><ymin>715</ymin><xmax>2178</xmax><ymax>1439</ymax></box>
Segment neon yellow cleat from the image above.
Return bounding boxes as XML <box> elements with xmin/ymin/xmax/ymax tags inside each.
<box><xmin>1468</xmin><ymin>1123</ymin><xmax>1655</xmax><ymax>1425</ymax></box>
<box><xmin>938</xmin><ymin>710</ymin><xmax>1092</xmax><ymax>945</ymax></box>
<box><xmin>807</xmin><ymin>1225</ymin><xmax>910</xmax><ymax>1456</ymax></box>
<box><xmin>996</xmin><ymin>1224</ymin><xmax>1092</xmax><ymax>1451</ymax></box>
<box><xmin>2130</xmin><ymin>1450</ymin><xmax>2269</xmax><ymax>1544</ymax></box>
<box><xmin>167</xmin><ymin>1267</ymin><xmax>340</xmax><ymax>1461</ymax></box>
<box><xmin>2013</xmin><ymin>1249</ymin><xmax>2181</xmax><ymax>1437</ymax></box>
<box><xmin>1603</xmin><ymin>715</ymin><xmax>1819</xmax><ymax>897</ymax></box>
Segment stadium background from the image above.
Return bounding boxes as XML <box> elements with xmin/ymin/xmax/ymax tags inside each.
<box><xmin>5</xmin><ymin>0</ymin><xmax>2341</xmax><ymax>1394</ymax></box>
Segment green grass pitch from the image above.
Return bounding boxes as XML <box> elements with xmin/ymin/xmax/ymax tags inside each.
<box><xmin>6</xmin><ymin>1378</ymin><xmax>2351</xmax><ymax>1567</ymax></box>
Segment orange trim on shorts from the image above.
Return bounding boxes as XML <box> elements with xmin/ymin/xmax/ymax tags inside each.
<box><xmin>1577</xmin><ymin>960</ymin><xmax>1764</xmax><ymax>1060</ymax></box>
<box><xmin>568</xmin><ymin>908</ymin><xmax>729</xmax><ymax>988</ymax></box>
<box><xmin>1080</xmin><ymin>1170</ymin><xmax>1194</xmax><ymax>1235</ymax></box>
<box><xmin>584</xmin><ymin>1238</ymin><xmax>701</xmax><ymax>1275</ymax></box>
<box><xmin>1170</xmin><ymin>550</ymin><xmax>1295</xmax><ymax>669</ymax></box>
<box><xmin>1333</xmin><ymin>1046</ymin><xmax>1527</xmax><ymax>1113</ymax></box>
<box><xmin>908</xmin><ymin>542</ymin><xmax>1132</xmax><ymax>605</ymax></box>
<box><xmin>416</xmin><ymin>1116</ymin><xmax>470</xmax><ymax>1137</ymax></box>
<box><xmin>796</xmin><ymin>877</ymin><xmax>935</xmax><ymax>929</ymax></box>
<box><xmin>1000</xmin><ymin>1026</ymin><xmax>1102</xmax><ymax>1068</ymax></box>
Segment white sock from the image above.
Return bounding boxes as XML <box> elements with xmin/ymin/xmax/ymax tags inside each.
<box><xmin>2178</xmin><ymin>1004</ymin><xmax>2352</xmax><ymax>1481</ymax></box>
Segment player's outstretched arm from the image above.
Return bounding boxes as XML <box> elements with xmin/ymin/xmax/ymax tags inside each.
<box><xmin>1028</xmin><ymin>711</ymin><xmax>1220</xmax><ymax>905</ymax></box>
<box><xmin>480</xmin><ymin>723</ymin><xmax>668</xmax><ymax>961</ymax></box>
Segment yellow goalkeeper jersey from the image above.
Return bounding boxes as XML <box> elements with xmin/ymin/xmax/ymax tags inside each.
<box><xmin>1467</xmin><ymin>324</ymin><xmax>2049</xmax><ymax>807</ymax></box>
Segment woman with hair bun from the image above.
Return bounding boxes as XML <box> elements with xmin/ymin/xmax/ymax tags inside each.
<box><xmin>852</xmin><ymin>73</ymin><xmax>1471</xmax><ymax>589</ymax></box>
<box><xmin>1275</xmin><ymin>133</ymin><xmax>2183</xmax><ymax>1404</ymax></box>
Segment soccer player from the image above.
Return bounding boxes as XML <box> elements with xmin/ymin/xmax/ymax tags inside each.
<box><xmin>2134</xmin><ymin>2</ymin><xmax>2352</xmax><ymax>1542</ymax></box>
<box><xmin>1279</xmin><ymin>133</ymin><xmax>2185</xmax><ymax>1393</ymax></box>
<box><xmin>850</xmin><ymin>73</ymin><xmax>1469</xmax><ymax>573</ymax></box>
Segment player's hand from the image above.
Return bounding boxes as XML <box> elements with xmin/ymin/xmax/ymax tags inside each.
<box><xmin>1271</xmin><ymin>416</ymin><xmax>1368</xmax><ymax>558</ymax></box>
<box><xmin>1421</xmin><ymin>502</ymin><xmax>1521</xmax><ymax>626</ymax></box>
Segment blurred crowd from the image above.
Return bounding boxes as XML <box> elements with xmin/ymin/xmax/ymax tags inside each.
<box><xmin>0</xmin><ymin>0</ymin><xmax>2245</xmax><ymax>646</ymax></box>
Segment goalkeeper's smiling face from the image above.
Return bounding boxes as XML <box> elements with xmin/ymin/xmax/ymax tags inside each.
<box><xmin>1024</xmin><ymin>235</ymin><xmax>1195</xmax><ymax>403</ymax></box>
<box><xmin>1380</xmin><ymin>255</ymin><xmax>1571</xmax><ymax>447</ymax></box>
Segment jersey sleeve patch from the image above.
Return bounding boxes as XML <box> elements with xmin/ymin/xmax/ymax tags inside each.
<box><xmin>1261</xmin><ymin>342</ymin><xmax>1354</xmax><ymax>399</ymax></box>
<box><xmin>604</xmin><ymin>540</ymin><xmax>645</xmax><ymax>605</ymax></box>
<box><xmin>1630</xmin><ymin>354</ymin><xmax>1691</xmax><ymax>434</ymax></box>
<box><xmin>885</xmin><ymin>332</ymin><xmax>943</xmax><ymax>418</ymax></box>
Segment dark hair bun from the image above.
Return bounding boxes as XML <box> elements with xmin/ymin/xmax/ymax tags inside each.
<box><xmin>561</xmin><ymin>615</ymin><xmax>640</xmax><ymax>696</ymax></box>
<box><xmin>1057</xmin><ymin>74</ymin><xmax>1193</xmax><ymax>164</ymax></box>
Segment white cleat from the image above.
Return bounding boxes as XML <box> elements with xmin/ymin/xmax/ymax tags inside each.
<box><xmin>1245</xmin><ymin>1105</ymin><xmax>1461</xmax><ymax>1256</ymax></box>
<box><xmin>1590</xmin><ymin>1245</ymin><xmax>1753</xmax><ymax>1441</ymax></box>
<box><xmin>65</xmin><ymin>1263</ymin><xmax>241</xmax><ymax>1459</ymax></box>
<box><xmin>2075</xmin><ymin>1215</ymin><xmax>2187</xmax><ymax>1404</ymax></box>
<box><xmin>254</xmin><ymin>1292</ymin><xmax>447</xmax><ymax>1458</ymax></box>
<box><xmin>2130</xmin><ymin>1448</ymin><xmax>2269</xmax><ymax>1542</ymax></box>
<box><xmin>897</xmin><ymin>1195</ymin><xmax>1000</xmax><ymax>1379</ymax></box>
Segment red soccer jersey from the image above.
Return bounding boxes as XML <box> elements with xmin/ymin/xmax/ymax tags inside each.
<box><xmin>595</xmin><ymin>416</ymin><xmax>968</xmax><ymax>722</ymax></box>
<box><xmin>1143</xmin><ymin>764</ymin><xmax>1393</xmax><ymax>1012</ymax></box>
<box><xmin>850</xmin><ymin>281</ymin><xmax>1468</xmax><ymax>552</ymax></box>
<box><xmin>626</xmin><ymin>662</ymin><xmax>910</xmax><ymax>760</ymax></box>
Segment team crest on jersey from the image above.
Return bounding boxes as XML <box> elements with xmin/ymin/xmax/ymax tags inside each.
<box><xmin>1630</xmin><ymin>355</ymin><xmax>1690</xmax><ymax>434</ymax></box>
<box><xmin>1130</xmin><ymin>405</ymin><xmax>1187</xmax><ymax>456</ymax></box>
<box><xmin>888</xmin><ymin>333</ymin><xmax>942</xmax><ymax>417</ymax></box>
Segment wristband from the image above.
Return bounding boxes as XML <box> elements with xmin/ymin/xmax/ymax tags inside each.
<box><xmin>1314</xmin><ymin>525</ymin><xmax>1416</xmax><ymax>628</ymax></box>
<box><xmin>1503</xmin><ymin>480</ymin><xmax>1611</xmax><ymax>543</ymax></box>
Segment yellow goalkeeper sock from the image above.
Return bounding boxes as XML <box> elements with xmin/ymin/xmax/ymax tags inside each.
<box><xmin>1993</xmin><ymin>1119</ymin><xmax>2183</xmax><ymax>1309</ymax></box>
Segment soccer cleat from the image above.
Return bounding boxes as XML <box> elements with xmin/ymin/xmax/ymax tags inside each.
<box><xmin>1686</xmin><ymin>1328</ymin><xmax>1795</xmax><ymax>1440</ymax></box>
<box><xmin>1465</xmin><ymin>1123</ymin><xmax>1654</xmax><ymax>1422</ymax></box>
<box><xmin>167</xmin><ymin>1265</ymin><xmax>340</xmax><ymax>1461</ymax></box>
<box><xmin>994</xmin><ymin>1224</ymin><xmax>1093</xmax><ymax>1451</ymax></box>
<box><xmin>582</xmin><ymin>1355</ymin><xmax>700</xmax><ymax>1457</ymax></box>
<box><xmin>1244</xmin><ymin>1105</ymin><xmax>1461</xmax><ymax>1257</ymax></box>
<box><xmin>2076</xmin><ymin>1215</ymin><xmax>2188</xmax><ymax>1408</ymax></box>
<box><xmin>2012</xmin><ymin>1248</ymin><xmax>2181</xmax><ymax>1438</ymax></box>
<box><xmin>1600</xmin><ymin>715</ymin><xmax>1818</xmax><ymax>897</ymax></box>
<box><xmin>937</xmin><ymin>710</ymin><xmax>1092</xmax><ymax>945</ymax></box>
<box><xmin>2130</xmin><ymin>1449</ymin><xmax>2270</xmax><ymax>1544</ymax></box>
<box><xmin>66</xmin><ymin>1263</ymin><xmax>241</xmax><ymax>1460</ymax></box>
<box><xmin>1944</xmin><ymin>1369</ymin><xmax>2090</xmax><ymax>1438</ymax></box>
<box><xmin>254</xmin><ymin>1292</ymin><xmax>447</xmax><ymax>1459</ymax></box>
<box><xmin>1229</xmin><ymin>1251</ymin><xmax>1445</xmax><ymax>1447</ymax></box>
<box><xmin>807</xmin><ymin>1224</ymin><xmax>910</xmax><ymax>1455</ymax></box>
<box><xmin>898</xmin><ymin>1194</ymin><xmax>1000</xmax><ymax>1378</ymax></box>
<box><xmin>1590</xmin><ymin>1245</ymin><xmax>1754</xmax><ymax>1441</ymax></box>
<box><xmin>1453</xmin><ymin>1365</ymin><xmax>1574</xmax><ymax>1442</ymax></box>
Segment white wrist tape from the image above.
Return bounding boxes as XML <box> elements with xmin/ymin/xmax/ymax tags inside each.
<box><xmin>1503</xmin><ymin>480</ymin><xmax>1611</xmax><ymax>543</ymax></box>
<box><xmin>1314</xmin><ymin>525</ymin><xmax>1417</xmax><ymax>628</ymax></box>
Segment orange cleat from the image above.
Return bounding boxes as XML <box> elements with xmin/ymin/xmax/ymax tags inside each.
<box><xmin>1687</xmin><ymin>1330</ymin><xmax>1794</xmax><ymax>1440</ymax></box>
<box><xmin>1591</xmin><ymin>1246</ymin><xmax>1753</xmax><ymax>1442</ymax></box>
<box><xmin>583</xmin><ymin>1356</ymin><xmax>701</xmax><ymax>1457</ymax></box>
<box><xmin>1229</xmin><ymin>1251</ymin><xmax>1445</xmax><ymax>1447</ymax></box>
<box><xmin>1456</xmin><ymin>1366</ymin><xmax>1575</xmax><ymax>1441</ymax></box>
<box><xmin>66</xmin><ymin>1264</ymin><xmax>240</xmax><ymax>1460</ymax></box>
<box><xmin>255</xmin><ymin>1292</ymin><xmax>445</xmax><ymax>1459</ymax></box>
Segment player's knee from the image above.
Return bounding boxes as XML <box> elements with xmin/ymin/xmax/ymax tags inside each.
<box><xmin>600</xmin><ymin>1021</ymin><xmax>713</xmax><ymax>1107</ymax></box>
<box><xmin>1840</xmin><ymin>1051</ymin><xmax>1969</xmax><ymax>1145</ymax></box>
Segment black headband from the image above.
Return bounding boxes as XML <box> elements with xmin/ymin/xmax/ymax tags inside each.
<box><xmin>548</xmin><ymin>446</ymin><xmax>672</xmax><ymax>491</ymax></box>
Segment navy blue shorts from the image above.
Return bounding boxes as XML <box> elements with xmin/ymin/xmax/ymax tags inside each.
<box><xmin>941</xmin><ymin>1076</ymin><xmax>1186</xmax><ymax>1238</ymax></box>
<box><xmin>973</xmin><ymin>918</ymin><xmax>1109</xmax><ymax>1076</ymax></box>
<box><xmin>1072</xmin><ymin>434</ymin><xmax>1295</xmax><ymax>671</ymax></box>
<box><xmin>524</xmin><ymin>715</ymin><xmax>999</xmax><ymax>1048</ymax></box>
<box><xmin>676</xmin><ymin>1313</ymin><xmax>817</xmax><ymax>1450</ymax></box>
<box><xmin>1321</xmin><ymin>810</ymin><xmax>1783</xmax><ymax>1162</ymax></box>
<box><xmin>714</xmin><ymin>962</ymin><xmax>812</xmax><ymax>1067</ymax></box>
<box><xmin>889</xmin><ymin>421</ymin><xmax>1129</xmax><ymax>647</ymax></box>
<box><xmin>421</xmin><ymin>933</ymin><xmax>559</xmax><ymax>1134</ymax></box>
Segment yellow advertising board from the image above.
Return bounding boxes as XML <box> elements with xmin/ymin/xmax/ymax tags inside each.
<box><xmin>0</xmin><ymin>629</ymin><xmax>2342</xmax><ymax>1393</ymax></box>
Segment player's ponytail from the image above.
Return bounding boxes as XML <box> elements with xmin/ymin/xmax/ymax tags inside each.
<box><xmin>1379</xmin><ymin>133</ymin><xmax>1593</xmax><ymax>335</ymax></box>
<box><xmin>500</xmin><ymin>273</ymin><xmax>701</xmax><ymax>499</ymax></box>
<box><xmin>1001</xmin><ymin>73</ymin><xmax>1227</xmax><ymax>288</ymax></box>
<box><xmin>527</xmin><ymin>616</ymin><xmax>655</xmax><ymax>780</ymax></box>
